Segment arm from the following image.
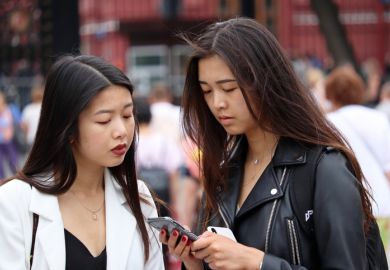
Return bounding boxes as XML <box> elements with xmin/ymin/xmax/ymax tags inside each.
<box><xmin>313</xmin><ymin>151</ymin><xmax>366</xmax><ymax>269</ymax></box>
<box><xmin>0</xmin><ymin>181</ymin><xmax>29</xmax><ymax>270</ymax></box>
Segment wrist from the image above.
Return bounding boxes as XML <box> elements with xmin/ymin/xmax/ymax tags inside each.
<box><xmin>244</xmin><ymin>246</ymin><xmax>264</xmax><ymax>270</ymax></box>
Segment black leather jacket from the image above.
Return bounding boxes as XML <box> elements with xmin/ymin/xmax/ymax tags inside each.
<box><xmin>197</xmin><ymin>138</ymin><xmax>367</xmax><ymax>269</ymax></box>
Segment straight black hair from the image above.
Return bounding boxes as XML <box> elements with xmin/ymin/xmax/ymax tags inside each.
<box><xmin>12</xmin><ymin>55</ymin><xmax>151</xmax><ymax>261</ymax></box>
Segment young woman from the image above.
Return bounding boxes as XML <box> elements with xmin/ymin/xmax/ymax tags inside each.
<box><xmin>0</xmin><ymin>55</ymin><xmax>164</xmax><ymax>270</ymax></box>
<box><xmin>160</xmin><ymin>18</ymin><xmax>385</xmax><ymax>269</ymax></box>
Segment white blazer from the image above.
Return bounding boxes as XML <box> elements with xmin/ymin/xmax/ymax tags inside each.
<box><xmin>0</xmin><ymin>170</ymin><xmax>165</xmax><ymax>270</ymax></box>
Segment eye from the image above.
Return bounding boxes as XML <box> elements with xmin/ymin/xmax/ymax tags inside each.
<box><xmin>202</xmin><ymin>89</ymin><xmax>212</xmax><ymax>95</ymax></box>
<box><xmin>96</xmin><ymin>120</ymin><xmax>110</xmax><ymax>125</ymax></box>
<box><xmin>223</xmin><ymin>88</ymin><xmax>237</xmax><ymax>93</ymax></box>
<box><xmin>123</xmin><ymin>114</ymin><xmax>133</xmax><ymax>119</ymax></box>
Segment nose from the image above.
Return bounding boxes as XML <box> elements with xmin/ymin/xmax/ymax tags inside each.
<box><xmin>112</xmin><ymin>118</ymin><xmax>127</xmax><ymax>139</ymax></box>
<box><xmin>212</xmin><ymin>91</ymin><xmax>227</xmax><ymax>110</ymax></box>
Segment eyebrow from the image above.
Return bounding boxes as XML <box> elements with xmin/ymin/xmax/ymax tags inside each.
<box><xmin>199</xmin><ymin>79</ymin><xmax>237</xmax><ymax>85</ymax></box>
<box><xmin>94</xmin><ymin>103</ymin><xmax>133</xmax><ymax>115</ymax></box>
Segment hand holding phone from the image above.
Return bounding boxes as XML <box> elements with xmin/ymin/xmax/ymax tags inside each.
<box><xmin>147</xmin><ymin>216</ymin><xmax>199</xmax><ymax>241</ymax></box>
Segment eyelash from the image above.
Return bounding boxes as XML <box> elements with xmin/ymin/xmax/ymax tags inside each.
<box><xmin>96</xmin><ymin>115</ymin><xmax>132</xmax><ymax>124</ymax></box>
<box><xmin>223</xmin><ymin>88</ymin><xmax>236</xmax><ymax>92</ymax></box>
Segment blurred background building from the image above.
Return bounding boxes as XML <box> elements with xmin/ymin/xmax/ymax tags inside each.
<box><xmin>1</xmin><ymin>0</ymin><xmax>389</xmax><ymax>99</ymax></box>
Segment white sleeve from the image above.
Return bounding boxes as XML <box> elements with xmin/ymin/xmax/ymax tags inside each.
<box><xmin>0</xmin><ymin>181</ymin><xmax>30</xmax><ymax>270</ymax></box>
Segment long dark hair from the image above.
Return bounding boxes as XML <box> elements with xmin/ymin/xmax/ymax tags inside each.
<box><xmin>11</xmin><ymin>55</ymin><xmax>151</xmax><ymax>260</ymax></box>
<box><xmin>180</xmin><ymin>18</ymin><xmax>373</xmax><ymax>230</ymax></box>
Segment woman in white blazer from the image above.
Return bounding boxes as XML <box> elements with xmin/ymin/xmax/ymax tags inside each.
<box><xmin>0</xmin><ymin>55</ymin><xmax>164</xmax><ymax>270</ymax></box>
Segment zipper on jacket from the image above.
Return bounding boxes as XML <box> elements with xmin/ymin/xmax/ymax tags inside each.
<box><xmin>265</xmin><ymin>167</ymin><xmax>287</xmax><ymax>252</ymax></box>
<box><xmin>217</xmin><ymin>205</ymin><xmax>230</xmax><ymax>227</ymax></box>
<box><xmin>287</xmin><ymin>219</ymin><xmax>301</xmax><ymax>265</ymax></box>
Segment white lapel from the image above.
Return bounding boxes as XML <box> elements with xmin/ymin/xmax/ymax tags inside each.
<box><xmin>105</xmin><ymin>170</ymin><xmax>137</xmax><ymax>270</ymax></box>
<box><xmin>29</xmin><ymin>187</ymin><xmax>65</xmax><ymax>270</ymax></box>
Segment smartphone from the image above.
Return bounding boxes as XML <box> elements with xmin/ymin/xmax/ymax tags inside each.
<box><xmin>147</xmin><ymin>216</ymin><xmax>199</xmax><ymax>241</ymax></box>
<box><xmin>207</xmin><ymin>226</ymin><xmax>237</xmax><ymax>242</ymax></box>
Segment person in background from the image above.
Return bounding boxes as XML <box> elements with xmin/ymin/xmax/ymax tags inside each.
<box><xmin>134</xmin><ymin>96</ymin><xmax>182</xmax><ymax>217</ymax></box>
<box><xmin>160</xmin><ymin>17</ymin><xmax>385</xmax><ymax>269</ymax></box>
<box><xmin>325</xmin><ymin>66</ymin><xmax>390</xmax><ymax>217</ymax></box>
<box><xmin>0</xmin><ymin>91</ymin><xmax>18</xmax><ymax>180</ymax></box>
<box><xmin>148</xmin><ymin>83</ymin><xmax>201</xmax><ymax>231</ymax></box>
<box><xmin>21</xmin><ymin>84</ymin><xmax>44</xmax><ymax>152</ymax></box>
<box><xmin>325</xmin><ymin>66</ymin><xmax>390</xmax><ymax>263</ymax></box>
<box><xmin>148</xmin><ymin>84</ymin><xmax>181</xmax><ymax>144</ymax></box>
<box><xmin>376</xmin><ymin>81</ymin><xmax>390</xmax><ymax>123</ymax></box>
<box><xmin>0</xmin><ymin>55</ymin><xmax>164</xmax><ymax>270</ymax></box>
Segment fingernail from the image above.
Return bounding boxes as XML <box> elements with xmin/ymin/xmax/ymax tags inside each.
<box><xmin>182</xmin><ymin>236</ymin><xmax>187</xmax><ymax>242</ymax></box>
<box><xmin>172</xmin><ymin>230</ymin><xmax>178</xmax><ymax>237</ymax></box>
<box><xmin>161</xmin><ymin>229</ymin><xmax>165</xmax><ymax>235</ymax></box>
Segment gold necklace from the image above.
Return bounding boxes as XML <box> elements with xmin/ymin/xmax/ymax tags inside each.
<box><xmin>70</xmin><ymin>191</ymin><xmax>105</xmax><ymax>221</ymax></box>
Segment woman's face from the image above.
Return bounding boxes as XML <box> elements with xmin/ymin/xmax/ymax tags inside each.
<box><xmin>72</xmin><ymin>85</ymin><xmax>135</xmax><ymax>170</ymax></box>
<box><xmin>198</xmin><ymin>54</ymin><xmax>259</xmax><ymax>136</ymax></box>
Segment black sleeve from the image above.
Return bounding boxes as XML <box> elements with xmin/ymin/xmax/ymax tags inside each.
<box><xmin>262</xmin><ymin>150</ymin><xmax>367</xmax><ymax>270</ymax></box>
<box><xmin>312</xmin><ymin>150</ymin><xmax>367</xmax><ymax>269</ymax></box>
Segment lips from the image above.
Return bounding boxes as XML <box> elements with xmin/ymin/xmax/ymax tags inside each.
<box><xmin>218</xmin><ymin>115</ymin><xmax>233</xmax><ymax>125</ymax></box>
<box><xmin>111</xmin><ymin>144</ymin><xmax>127</xmax><ymax>156</ymax></box>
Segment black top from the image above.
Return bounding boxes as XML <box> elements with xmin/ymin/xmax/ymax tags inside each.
<box><xmin>64</xmin><ymin>229</ymin><xmax>106</xmax><ymax>270</ymax></box>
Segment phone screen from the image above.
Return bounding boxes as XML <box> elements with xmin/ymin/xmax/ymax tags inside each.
<box><xmin>147</xmin><ymin>217</ymin><xmax>199</xmax><ymax>241</ymax></box>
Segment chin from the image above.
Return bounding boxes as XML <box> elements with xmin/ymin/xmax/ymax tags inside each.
<box><xmin>106</xmin><ymin>159</ymin><xmax>125</xmax><ymax>168</ymax></box>
<box><xmin>224</xmin><ymin>128</ymin><xmax>243</xmax><ymax>136</ymax></box>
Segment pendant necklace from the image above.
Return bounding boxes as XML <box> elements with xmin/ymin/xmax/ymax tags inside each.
<box><xmin>70</xmin><ymin>191</ymin><xmax>105</xmax><ymax>221</ymax></box>
<box><xmin>253</xmin><ymin>159</ymin><xmax>259</xmax><ymax>165</ymax></box>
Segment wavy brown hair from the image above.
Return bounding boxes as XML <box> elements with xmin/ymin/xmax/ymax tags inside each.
<box><xmin>180</xmin><ymin>18</ymin><xmax>374</xmax><ymax>231</ymax></box>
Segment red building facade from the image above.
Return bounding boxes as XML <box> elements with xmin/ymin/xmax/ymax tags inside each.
<box><xmin>78</xmin><ymin>0</ymin><xmax>390</xmax><ymax>95</ymax></box>
<box><xmin>276</xmin><ymin>0</ymin><xmax>390</xmax><ymax>68</ymax></box>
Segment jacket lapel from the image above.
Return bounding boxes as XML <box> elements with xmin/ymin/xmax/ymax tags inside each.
<box><xmin>105</xmin><ymin>171</ymin><xmax>137</xmax><ymax>270</ymax></box>
<box><xmin>29</xmin><ymin>187</ymin><xmax>65</xmax><ymax>270</ymax></box>
<box><xmin>219</xmin><ymin>137</ymin><xmax>309</xmax><ymax>222</ymax></box>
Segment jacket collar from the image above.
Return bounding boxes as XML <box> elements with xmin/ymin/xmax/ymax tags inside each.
<box><xmin>29</xmin><ymin>169</ymin><xmax>136</xmax><ymax>270</ymax></box>
<box><xmin>218</xmin><ymin>137</ymin><xmax>309</xmax><ymax>226</ymax></box>
<box><xmin>29</xmin><ymin>176</ymin><xmax>65</xmax><ymax>270</ymax></box>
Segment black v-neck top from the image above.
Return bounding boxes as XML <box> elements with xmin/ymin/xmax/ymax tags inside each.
<box><xmin>64</xmin><ymin>229</ymin><xmax>107</xmax><ymax>270</ymax></box>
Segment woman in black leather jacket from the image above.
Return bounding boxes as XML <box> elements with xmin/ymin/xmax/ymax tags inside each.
<box><xmin>159</xmin><ymin>18</ymin><xmax>384</xmax><ymax>269</ymax></box>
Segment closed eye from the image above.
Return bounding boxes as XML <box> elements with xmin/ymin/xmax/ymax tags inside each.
<box><xmin>223</xmin><ymin>88</ymin><xmax>237</xmax><ymax>92</ymax></box>
<box><xmin>97</xmin><ymin>120</ymin><xmax>110</xmax><ymax>125</ymax></box>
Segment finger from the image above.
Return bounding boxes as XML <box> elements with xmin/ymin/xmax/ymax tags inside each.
<box><xmin>200</xmin><ymin>231</ymin><xmax>214</xmax><ymax>238</ymax></box>
<box><xmin>192</xmin><ymin>234</ymin><xmax>213</xmax><ymax>251</ymax></box>
<box><xmin>192</xmin><ymin>247</ymin><xmax>210</xmax><ymax>260</ymax></box>
<box><xmin>167</xmin><ymin>229</ymin><xmax>180</xmax><ymax>250</ymax></box>
<box><xmin>159</xmin><ymin>229</ymin><xmax>168</xmax><ymax>244</ymax></box>
<box><xmin>174</xmin><ymin>235</ymin><xmax>189</xmax><ymax>256</ymax></box>
<box><xmin>179</xmin><ymin>237</ymin><xmax>192</xmax><ymax>257</ymax></box>
<box><xmin>203</xmin><ymin>255</ymin><xmax>212</xmax><ymax>264</ymax></box>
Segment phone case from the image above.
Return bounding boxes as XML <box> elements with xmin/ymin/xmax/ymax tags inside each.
<box><xmin>207</xmin><ymin>226</ymin><xmax>237</xmax><ymax>242</ymax></box>
<box><xmin>147</xmin><ymin>217</ymin><xmax>199</xmax><ymax>241</ymax></box>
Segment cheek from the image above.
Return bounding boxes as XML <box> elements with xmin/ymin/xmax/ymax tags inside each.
<box><xmin>126</xmin><ymin>119</ymin><xmax>136</xmax><ymax>143</ymax></box>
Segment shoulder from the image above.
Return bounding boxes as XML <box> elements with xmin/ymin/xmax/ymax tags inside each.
<box><xmin>315</xmin><ymin>149</ymin><xmax>361</xmax><ymax>203</ymax></box>
<box><xmin>0</xmin><ymin>179</ymin><xmax>31</xmax><ymax>199</ymax></box>
<box><xmin>0</xmin><ymin>179</ymin><xmax>32</xmax><ymax>217</ymax></box>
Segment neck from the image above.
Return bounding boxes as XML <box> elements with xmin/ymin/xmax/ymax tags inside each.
<box><xmin>245</xmin><ymin>130</ymin><xmax>279</xmax><ymax>162</ymax></box>
<box><xmin>71</xmin><ymin>168</ymin><xmax>105</xmax><ymax>195</ymax></box>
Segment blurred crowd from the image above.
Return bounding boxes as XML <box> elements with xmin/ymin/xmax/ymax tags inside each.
<box><xmin>1</xmin><ymin>53</ymin><xmax>390</xmax><ymax>268</ymax></box>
